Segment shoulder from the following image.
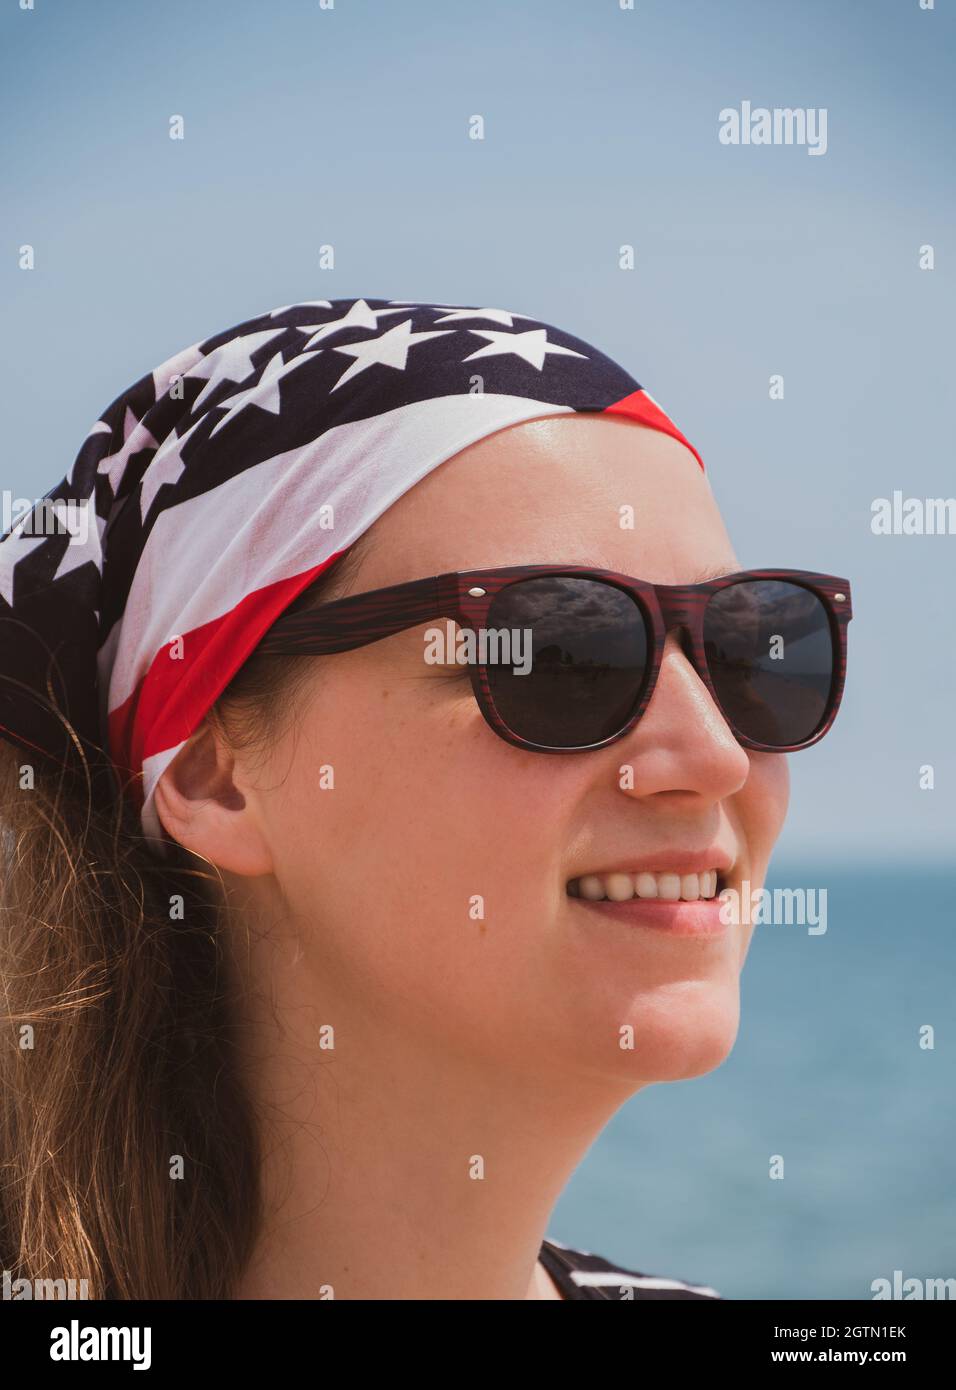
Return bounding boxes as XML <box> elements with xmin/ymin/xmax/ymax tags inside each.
<box><xmin>540</xmin><ymin>1237</ymin><xmax>724</xmax><ymax>1301</ymax></box>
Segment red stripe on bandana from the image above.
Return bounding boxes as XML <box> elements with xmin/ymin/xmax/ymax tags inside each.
<box><xmin>108</xmin><ymin>552</ymin><xmax>345</xmax><ymax>803</ymax></box>
<box><xmin>603</xmin><ymin>389</ymin><xmax>704</xmax><ymax>472</ymax></box>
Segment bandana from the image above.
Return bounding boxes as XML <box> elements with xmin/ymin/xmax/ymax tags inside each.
<box><xmin>0</xmin><ymin>297</ymin><xmax>704</xmax><ymax>855</ymax></box>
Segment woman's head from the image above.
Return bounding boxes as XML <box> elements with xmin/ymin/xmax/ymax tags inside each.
<box><xmin>155</xmin><ymin>412</ymin><xmax>789</xmax><ymax>1090</ymax></box>
<box><xmin>1</xmin><ymin>297</ymin><xmax>846</xmax><ymax>1298</ymax></box>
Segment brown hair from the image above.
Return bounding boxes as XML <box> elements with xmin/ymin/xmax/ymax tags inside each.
<box><xmin>0</xmin><ymin>535</ymin><xmax>370</xmax><ymax>1298</ymax></box>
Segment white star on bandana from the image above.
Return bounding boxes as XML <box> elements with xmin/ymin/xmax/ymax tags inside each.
<box><xmin>295</xmin><ymin>298</ymin><xmax>409</xmax><ymax>351</ymax></box>
<box><xmin>0</xmin><ymin>520</ymin><xmax>46</xmax><ymax>606</ymax></box>
<box><xmin>329</xmin><ymin>320</ymin><xmax>454</xmax><ymax>392</ymax></box>
<box><xmin>95</xmin><ymin>407</ymin><xmax>160</xmax><ymax>495</ymax></box>
<box><xmin>210</xmin><ymin>350</ymin><xmax>318</xmax><ymax>436</ymax></box>
<box><xmin>187</xmin><ymin>329</ymin><xmax>287</xmax><ymax>413</ymax></box>
<box><xmin>138</xmin><ymin>415</ymin><xmax>205</xmax><ymax>522</ymax></box>
<box><xmin>461</xmin><ymin>328</ymin><xmax>588</xmax><ymax>371</ymax></box>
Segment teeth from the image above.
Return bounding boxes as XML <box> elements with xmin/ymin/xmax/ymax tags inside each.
<box><xmin>568</xmin><ymin>869</ymin><xmax>721</xmax><ymax>902</ymax></box>
<box><xmin>681</xmin><ymin>873</ymin><xmax>700</xmax><ymax>902</ymax></box>
<box><xmin>605</xmin><ymin>872</ymin><xmax>635</xmax><ymax>902</ymax></box>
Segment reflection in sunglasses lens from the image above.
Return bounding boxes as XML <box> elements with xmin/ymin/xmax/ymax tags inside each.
<box><xmin>703</xmin><ymin>580</ymin><xmax>835</xmax><ymax>745</ymax></box>
<box><xmin>486</xmin><ymin>577</ymin><xmax>650</xmax><ymax>747</ymax></box>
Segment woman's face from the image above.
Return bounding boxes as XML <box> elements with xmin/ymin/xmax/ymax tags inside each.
<box><xmin>178</xmin><ymin>415</ymin><xmax>789</xmax><ymax>1087</ymax></box>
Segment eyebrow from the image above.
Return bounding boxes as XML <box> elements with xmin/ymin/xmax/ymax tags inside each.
<box><xmin>552</xmin><ymin>560</ymin><xmax>736</xmax><ymax>584</ymax></box>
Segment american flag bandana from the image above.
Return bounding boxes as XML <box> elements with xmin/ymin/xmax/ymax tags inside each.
<box><xmin>0</xmin><ymin>297</ymin><xmax>704</xmax><ymax>855</ymax></box>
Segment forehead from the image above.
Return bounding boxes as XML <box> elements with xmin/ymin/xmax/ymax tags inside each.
<box><xmin>352</xmin><ymin>414</ymin><xmax>739</xmax><ymax>588</ymax></box>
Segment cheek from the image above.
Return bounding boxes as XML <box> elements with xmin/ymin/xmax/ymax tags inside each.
<box><xmin>736</xmin><ymin>752</ymin><xmax>790</xmax><ymax>885</ymax></box>
<box><xmin>262</xmin><ymin>679</ymin><xmax>560</xmax><ymax>1015</ymax></box>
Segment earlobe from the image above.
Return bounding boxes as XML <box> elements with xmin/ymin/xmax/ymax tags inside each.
<box><xmin>152</xmin><ymin>724</ymin><xmax>274</xmax><ymax>877</ymax></box>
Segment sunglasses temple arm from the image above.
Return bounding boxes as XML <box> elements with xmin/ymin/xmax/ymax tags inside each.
<box><xmin>256</xmin><ymin>574</ymin><xmax>454</xmax><ymax>656</ymax></box>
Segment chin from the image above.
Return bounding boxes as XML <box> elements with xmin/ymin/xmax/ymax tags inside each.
<box><xmin>622</xmin><ymin>990</ymin><xmax>742</xmax><ymax>1083</ymax></box>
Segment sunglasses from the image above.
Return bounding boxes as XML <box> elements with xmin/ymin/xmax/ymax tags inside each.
<box><xmin>258</xmin><ymin>565</ymin><xmax>852</xmax><ymax>754</ymax></box>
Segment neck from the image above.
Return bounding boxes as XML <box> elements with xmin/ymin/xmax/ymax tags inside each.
<box><xmin>225</xmin><ymin>899</ymin><xmax>635</xmax><ymax>1300</ymax></box>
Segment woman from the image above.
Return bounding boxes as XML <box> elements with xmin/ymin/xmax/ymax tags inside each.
<box><xmin>0</xmin><ymin>297</ymin><xmax>851</xmax><ymax>1300</ymax></box>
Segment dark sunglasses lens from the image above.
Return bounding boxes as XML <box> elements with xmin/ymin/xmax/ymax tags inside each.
<box><xmin>703</xmin><ymin>580</ymin><xmax>836</xmax><ymax>746</ymax></box>
<box><xmin>484</xmin><ymin>578</ymin><xmax>650</xmax><ymax>747</ymax></box>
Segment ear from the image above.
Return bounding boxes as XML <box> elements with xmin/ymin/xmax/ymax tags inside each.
<box><xmin>152</xmin><ymin>721</ymin><xmax>274</xmax><ymax>877</ymax></box>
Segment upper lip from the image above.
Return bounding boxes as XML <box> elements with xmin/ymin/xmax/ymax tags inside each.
<box><xmin>568</xmin><ymin>850</ymin><xmax>735</xmax><ymax>879</ymax></box>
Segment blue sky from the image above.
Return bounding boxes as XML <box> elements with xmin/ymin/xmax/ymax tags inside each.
<box><xmin>2</xmin><ymin>0</ymin><xmax>954</xmax><ymax>862</ymax></box>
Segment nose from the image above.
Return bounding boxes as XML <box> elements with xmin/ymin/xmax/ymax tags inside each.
<box><xmin>613</xmin><ymin>628</ymin><xmax>751</xmax><ymax>805</ymax></box>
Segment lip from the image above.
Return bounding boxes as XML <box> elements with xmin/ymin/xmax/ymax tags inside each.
<box><xmin>568</xmin><ymin>895</ymin><xmax>729</xmax><ymax>937</ymax></box>
<box><xmin>566</xmin><ymin>849</ymin><xmax>735</xmax><ymax>881</ymax></box>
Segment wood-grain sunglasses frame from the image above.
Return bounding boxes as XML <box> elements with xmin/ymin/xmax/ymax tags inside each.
<box><xmin>257</xmin><ymin>565</ymin><xmax>852</xmax><ymax>754</ymax></box>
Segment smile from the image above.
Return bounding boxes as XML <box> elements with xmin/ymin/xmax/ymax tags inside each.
<box><xmin>566</xmin><ymin>869</ymin><xmax>724</xmax><ymax>903</ymax></box>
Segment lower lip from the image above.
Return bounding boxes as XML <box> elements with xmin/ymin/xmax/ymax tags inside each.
<box><xmin>569</xmin><ymin>895</ymin><xmax>728</xmax><ymax>937</ymax></box>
